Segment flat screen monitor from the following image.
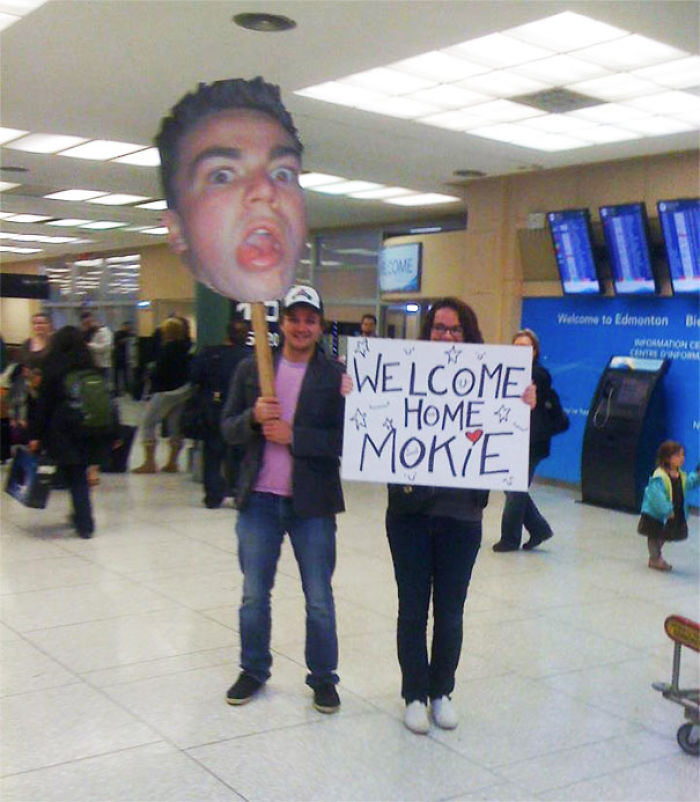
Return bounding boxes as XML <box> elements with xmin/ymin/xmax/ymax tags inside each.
<box><xmin>378</xmin><ymin>242</ymin><xmax>422</xmax><ymax>293</ymax></box>
<box><xmin>657</xmin><ymin>198</ymin><xmax>700</xmax><ymax>294</ymax></box>
<box><xmin>546</xmin><ymin>208</ymin><xmax>601</xmax><ymax>294</ymax></box>
<box><xmin>599</xmin><ymin>202</ymin><xmax>656</xmax><ymax>295</ymax></box>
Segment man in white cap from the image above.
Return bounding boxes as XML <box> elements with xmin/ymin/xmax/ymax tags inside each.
<box><xmin>221</xmin><ymin>284</ymin><xmax>347</xmax><ymax>714</ymax></box>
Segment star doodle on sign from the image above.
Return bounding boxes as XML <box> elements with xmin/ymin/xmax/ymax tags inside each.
<box><xmin>503</xmin><ymin>476</ymin><xmax>514</xmax><ymax>487</ymax></box>
<box><xmin>445</xmin><ymin>345</ymin><xmax>461</xmax><ymax>364</ymax></box>
<box><xmin>350</xmin><ymin>409</ymin><xmax>367</xmax><ymax>431</ymax></box>
<box><xmin>354</xmin><ymin>339</ymin><xmax>370</xmax><ymax>358</ymax></box>
<box><xmin>495</xmin><ymin>405</ymin><xmax>511</xmax><ymax>423</ymax></box>
<box><xmin>403</xmin><ymin>346</ymin><xmax>415</xmax><ymax>355</ymax></box>
<box><xmin>383</xmin><ymin>417</ymin><xmax>395</xmax><ymax>431</ymax></box>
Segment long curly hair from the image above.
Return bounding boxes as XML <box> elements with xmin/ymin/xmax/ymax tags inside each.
<box><xmin>420</xmin><ymin>297</ymin><xmax>483</xmax><ymax>344</ymax></box>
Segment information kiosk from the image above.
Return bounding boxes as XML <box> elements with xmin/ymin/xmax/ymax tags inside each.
<box><xmin>581</xmin><ymin>356</ymin><xmax>669</xmax><ymax>512</ymax></box>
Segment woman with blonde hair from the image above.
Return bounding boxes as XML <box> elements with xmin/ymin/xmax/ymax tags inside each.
<box><xmin>133</xmin><ymin>317</ymin><xmax>191</xmax><ymax>473</ymax></box>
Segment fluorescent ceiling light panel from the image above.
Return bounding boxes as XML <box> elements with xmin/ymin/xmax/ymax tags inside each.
<box><xmin>567</xmin><ymin>103</ymin><xmax>647</xmax><ymax>125</ymax></box>
<box><xmin>299</xmin><ymin>172</ymin><xmax>345</xmax><ymax>188</ymax></box>
<box><xmin>113</xmin><ymin>147</ymin><xmax>161</xmax><ymax>166</ymax></box>
<box><xmin>409</xmin><ymin>84</ymin><xmax>490</xmax><ymax>109</ymax></box>
<box><xmin>622</xmin><ymin>117</ymin><xmax>694</xmax><ymax>136</ymax></box>
<box><xmin>142</xmin><ymin>227</ymin><xmax>169</xmax><ymax>235</ymax></box>
<box><xmin>344</xmin><ymin>67</ymin><xmax>433</xmax><ymax>95</ymax></box>
<box><xmin>5</xmin><ymin>133</ymin><xmax>87</xmax><ymax>153</ymax></box>
<box><xmin>506</xmin><ymin>12</ymin><xmax>627</xmax><ymax>52</ymax></box>
<box><xmin>311</xmin><ymin>180</ymin><xmax>382</xmax><ymax>195</ymax></box>
<box><xmin>463</xmin><ymin>99</ymin><xmax>545</xmax><ymax>123</ymax></box>
<box><xmin>0</xmin><ymin>181</ymin><xmax>20</xmax><ymax>192</ymax></box>
<box><xmin>632</xmin><ymin>56</ymin><xmax>700</xmax><ymax>90</ymax></box>
<box><xmin>384</xmin><ymin>193</ymin><xmax>460</xmax><ymax>206</ymax></box>
<box><xmin>470</xmin><ymin>123</ymin><xmax>587</xmax><ymax>151</ymax></box>
<box><xmin>446</xmin><ymin>33</ymin><xmax>553</xmax><ymax>69</ymax></box>
<box><xmin>568</xmin><ymin>73</ymin><xmax>662</xmax><ymax>102</ymax></box>
<box><xmin>352</xmin><ymin>96</ymin><xmax>440</xmax><ymax>119</ymax></box>
<box><xmin>5</xmin><ymin>213</ymin><xmax>52</xmax><ymax>223</ymax></box>
<box><xmin>456</xmin><ymin>70</ymin><xmax>549</xmax><ymax>97</ymax></box>
<box><xmin>0</xmin><ymin>232</ymin><xmax>76</xmax><ymax>243</ymax></box>
<box><xmin>44</xmin><ymin>189</ymin><xmax>107</xmax><ymax>202</ymax></box>
<box><xmin>574</xmin><ymin>35</ymin><xmax>687</xmax><ymax>72</ymax></box>
<box><xmin>419</xmin><ymin>110</ymin><xmax>488</xmax><ymax>131</ymax></box>
<box><xmin>0</xmin><ymin>245</ymin><xmax>42</xmax><ymax>253</ymax></box>
<box><xmin>296</xmin><ymin>82</ymin><xmax>384</xmax><ymax>107</ymax></box>
<box><xmin>136</xmin><ymin>200</ymin><xmax>168</xmax><ymax>210</ymax></box>
<box><xmin>521</xmin><ymin>114</ymin><xmax>587</xmax><ymax>134</ymax></box>
<box><xmin>392</xmin><ymin>51</ymin><xmax>489</xmax><ymax>81</ymax></box>
<box><xmin>87</xmin><ymin>193</ymin><xmax>151</xmax><ymax>206</ymax></box>
<box><xmin>0</xmin><ymin>126</ymin><xmax>28</xmax><ymax>144</ymax></box>
<box><xmin>349</xmin><ymin>187</ymin><xmax>415</xmax><ymax>200</ymax></box>
<box><xmin>45</xmin><ymin>218</ymin><xmax>92</xmax><ymax>227</ymax></box>
<box><xmin>627</xmin><ymin>90</ymin><xmax>700</xmax><ymax>114</ymax></box>
<box><xmin>514</xmin><ymin>55</ymin><xmax>611</xmax><ymax>84</ymax></box>
<box><xmin>79</xmin><ymin>221</ymin><xmax>128</xmax><ymax>229</ymax></box>
<box><xmin>574</xmin><ymin>125</ymin><xmax>638</xmax><ymax>144</ymax></box>
<box><xmin>58</xmin><ymin>140</ymin><xmax>145</xmax><ymax>161</ymax></box>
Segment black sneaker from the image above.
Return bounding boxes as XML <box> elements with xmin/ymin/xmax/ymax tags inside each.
<box><xmin>522</xmin><ymin>531</ymin><xmax>553</xmax><ymax>551</ymax></box>
<box><xmin>226</xmin><ymin>672</ymin><xmax>263</xmax><ymax>705</ymax></box>
<box><xmin>313</xmin><ymin>683</ymin><xmax>340</xmax><ymax>714</ymax></box>
<box><xmin>492</xmin><ymin>540</ymin><xmax>519</xmax><ymax>552</ymax></box>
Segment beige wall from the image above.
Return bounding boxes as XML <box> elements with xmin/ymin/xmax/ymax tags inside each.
<box><xmin>383</xmin><ymin>149</ymin><xmax>699</xmax><ymax>344</ymax></box>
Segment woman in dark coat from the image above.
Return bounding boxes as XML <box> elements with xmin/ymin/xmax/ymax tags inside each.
<box><xmin>493</xmin><ymin>328</ymin><xmax>554</xmax><ymax>552</ymax></box>
<box><xmin>30</xmin><ymin>326</ymin><xmax>110</xmax><ymax>538</ymax></box>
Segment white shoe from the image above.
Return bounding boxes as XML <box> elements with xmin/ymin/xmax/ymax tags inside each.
<box><xmin>404</xmin><ymin>700</ymin><xmax>430</xmax><ymax>734</ymax></box>
<box><xmin>431</xmin><ymin>696</ymin><xmax>458</xmax><ymax>729</ymax></box>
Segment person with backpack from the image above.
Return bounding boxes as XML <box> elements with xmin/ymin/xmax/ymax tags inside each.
<box><xmin>493</xmin><ymin>328</ymin><xmax>562</xmax><ymax>552</ymax></box>
<box><xmin>29</xmin><ymin>326</ymin><xmax>116</xmax><ymax>539</ymax></box>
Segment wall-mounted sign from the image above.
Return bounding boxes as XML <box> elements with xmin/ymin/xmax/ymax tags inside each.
<box><xmin>379</xmin><ymin>242</ymin><xmax>422</xmax><ymax>293</ymax></box>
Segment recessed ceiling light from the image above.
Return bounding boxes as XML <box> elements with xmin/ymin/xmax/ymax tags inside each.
<box><xmin>58</xmin><ymin>140</ymin><xmax>145</xmax><ymax>161</ymax></box>
<box><xmin>142</xmin><ymin>227</ymin><xmax>169</xmax><ymax>235</ymax></box>
<box><xmin>233</xmin><ymin>12</ymin><xmax>296</xmax><ymax>32</ymax></box>
<box><xmin>136</xmin><ymin>200</ymin><xmax>167</xmax><ymax>210</ymax></box>
<box><xmin>87</xmin><ymin>193</ymin><xmax>151</xmax><ymax>206</ymax></box>
<box><xmin>45</xmin><ymin>219</ymin><xmax>92</xmax><ymax>227</ymax></box>
<box><xmin>0</xmin><ymin>245</ymin><xmax>42</xmax><ymax>253</ymax></box>
<box><xmin>44</xmin><ymin>189</ymin><xmax>107</xmax><ymax>202</ymax></box>
<box><xmin>114</xmin><ymin>148</ymin><xmax>161</xmax><ymax>166</ymax></box>
<box><xmin>384</xmin><ymin>193</ymin><xmax>460</xmax><ymax>207</ymax></box>
<box><xmin>299</xmin><ymin>172</ymin><xmax>344</xmax><ymax>188</ymax></box>
<box><xmin>0</xmin><ymin>127</ymin><xmax>28</xmax><ymax>145</ymax></box>
<box><xmin>311</xmin><ymin>180</ymin><xmax>382</xmax><ymax>195</ymax></box>
<box><xmin>79</xmin><ymin>221</ymin><xmax>128</xmax><ymax>230</ymax></box>
<box><xmin>5</xmin><ymin>133</ymin><xmax>87</xmax><ymax>153</ymax></box>
<box><xmin>5</xmin><ymin>213</ymin><xmax>52</xmax><ymax>223</ymax></box>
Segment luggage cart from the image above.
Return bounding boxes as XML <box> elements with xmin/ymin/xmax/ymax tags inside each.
<box><xmin>652</xmin><ymin>615</ymin><xmax>699</xmax><ymax>756</ymax></box>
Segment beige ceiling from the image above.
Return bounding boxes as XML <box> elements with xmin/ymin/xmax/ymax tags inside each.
<box><xmin>1</xmin><ymin>0</ymin><xmax>699</xmax><ymax>263</ymax></box>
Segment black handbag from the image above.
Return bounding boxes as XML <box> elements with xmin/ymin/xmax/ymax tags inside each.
<box><xmin>4</xmin><ymin>446</ymin><xmax>55</xmax><ymax>509</ymax></box>
<box><xmin>387</xmin><ymin>483</ymin><xmax>436</xmax><ymax>514</ymax></box>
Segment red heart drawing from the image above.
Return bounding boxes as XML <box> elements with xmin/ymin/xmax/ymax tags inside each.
<box><xmin>465</xmin><ymin>429</ymin><xmax>483</xmax><ymax>444</ymax></box>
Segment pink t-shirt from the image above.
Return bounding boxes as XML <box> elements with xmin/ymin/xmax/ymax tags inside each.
<box><xmin>254</xmin><ymin>357</ymin><xmax>308</xmax><ymax>497</ymax></box>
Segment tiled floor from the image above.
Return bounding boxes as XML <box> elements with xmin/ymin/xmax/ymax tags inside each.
<box><xmin>1</xmin><ymin>430</ymin><xmax>699</xmax><ymax>801</ymax></box>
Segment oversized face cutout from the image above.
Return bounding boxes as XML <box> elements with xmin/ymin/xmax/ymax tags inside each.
<box><xmin>164</xmin><ymin>109</ymin><xmax>307</xmax><ymax>302</ymax></box>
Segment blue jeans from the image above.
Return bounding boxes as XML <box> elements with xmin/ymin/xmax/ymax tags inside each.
<box><xmin>500</xmin><ymin>455</ymin><xmax>552</xmax><ymax>547</ymax></box>
<box><xmin>235</xmin><ymin>492</ymin><xmax>338</xmax><ymax>688</ymax></box>
<box><xmin>386</xmin><ymin>512</ymin><xmax>481</xmax><ymax>703</ymax></box>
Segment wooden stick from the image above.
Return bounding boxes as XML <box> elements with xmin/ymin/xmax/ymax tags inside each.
<box><xmin>251</xmin><ymin>301</ymin><xmax>276</xmax><ymax>397</ymax></box>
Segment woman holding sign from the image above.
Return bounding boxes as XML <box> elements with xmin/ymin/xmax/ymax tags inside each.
<box><xmin>385</xmin><ymin>297</ymin><xmax>489</xmax><ymax>735</ymax></box>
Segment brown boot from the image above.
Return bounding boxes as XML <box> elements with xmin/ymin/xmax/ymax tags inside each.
<box><xmin>161</xmin><ymin>438</ymin><xmax>183</xmax><ymax>473</ymax></box>
<box><xmin>132</xmin><ymin>441</ymin><xmax>157</xmax><ymax>474</ymax></box>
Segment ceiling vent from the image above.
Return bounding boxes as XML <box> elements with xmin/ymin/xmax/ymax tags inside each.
<box><xmin>512</xmin><ymin>88</ymin><xmax>603</xmax><ymax>114</ymax></box>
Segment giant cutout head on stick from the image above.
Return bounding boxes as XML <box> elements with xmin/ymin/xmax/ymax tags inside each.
<box><xmin>156</xmin><ymin>77</ymin><xmax>306</xmax><ymax>304</ymax></box>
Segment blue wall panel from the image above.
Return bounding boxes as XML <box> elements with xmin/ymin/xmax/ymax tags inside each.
<box><xmin>521</xmin><ymin>296</ymin><xmax>700</xmax><ymax>487</ymax></box>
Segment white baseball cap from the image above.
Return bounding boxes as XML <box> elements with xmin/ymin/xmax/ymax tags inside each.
<box><xmin>283</xmin><ymin>284</ymin><xmax>323</xmax><ymax>314</ymax></box>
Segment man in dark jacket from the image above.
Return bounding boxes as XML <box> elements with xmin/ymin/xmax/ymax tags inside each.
<box><xmin>220</xmin><ymin>285</ymin><xmax>346</xmax><ymax>714</ymax></box>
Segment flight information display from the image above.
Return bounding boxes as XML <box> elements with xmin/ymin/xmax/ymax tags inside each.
<box><xmin>547</xmin><ymin>209</ymin><xmax>601</xmax><ymax>294</ymax></box>
<box><xmin>599</xmin><ymin>203</ymin><xmax>656</xmax><ymax>294</ymax></box>
<box><xmin>657</xmin><ymin>198</ymin><xmax>700</xmax><ymax>294</ymax></box>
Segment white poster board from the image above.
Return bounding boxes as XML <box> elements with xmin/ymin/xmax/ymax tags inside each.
<box><xmin>341</xmin><ymin>337</ymin><xmax>532</xmax><ymax>491</ymax></box>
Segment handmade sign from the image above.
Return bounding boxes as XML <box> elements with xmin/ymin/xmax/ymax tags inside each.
<box><xmin>341</xmin><ymin>337</ymin><xmax>532</xmax><ymax>491</ymax></box>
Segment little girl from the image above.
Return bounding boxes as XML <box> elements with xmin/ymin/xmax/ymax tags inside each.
<box><xmin>638</xmin><ymin>441</ymin><xmax>698</xmax><ymax>571</ymax></box>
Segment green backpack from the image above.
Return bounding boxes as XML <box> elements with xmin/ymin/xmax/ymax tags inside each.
<box><xmin>63</xmin><ymin>369</ymin><xmax>113</xmax><ymax>433</ymax></box>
